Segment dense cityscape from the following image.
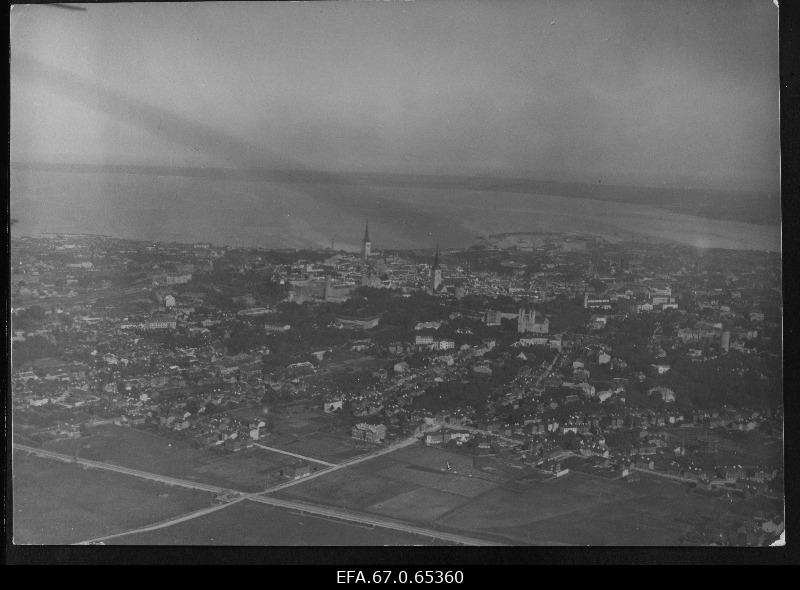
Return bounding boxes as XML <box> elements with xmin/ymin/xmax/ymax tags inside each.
<box><xmin>9</xmin><ymin>0</ymin><xmax>783</xmax><ymax>556</ymax></box>
<box><xmin>11</xmin><ymin>226</ymin><xmax>783</xmax><ymax>546</ymax></box>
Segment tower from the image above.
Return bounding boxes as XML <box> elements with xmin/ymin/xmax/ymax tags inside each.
<box><xmin>720</xmin><ymin>330</ymin><xmax>730</xmax><ymax>353</ymax></box>
<box><xmin>361</xmin><ymin>221</ymin><xmax>371</xmax><ymax>261</ymax></box>
<box><xmin>430</xmin><ymin>244</ymin><xmax>443</xmax><ymax>293</ymax></box>
<box><xmin>518</xmin><ymin>303</ymin><xmax>549</xmax><ymax>334</ymax></box>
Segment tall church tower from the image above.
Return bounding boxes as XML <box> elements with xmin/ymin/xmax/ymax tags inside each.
<box><xmin>518</xmin><ymin>303</ymin><xmax>549</xmax><ymax>334</ymax></box>
<box><xmin>430</xmin><ymin>244</ymin><xmax>443</xmax><ymax>293</ymax></box>
<box><xmin>361</xmin><ymin>221</ymin><xmax>371</xmax><ymax>261</ymax></box>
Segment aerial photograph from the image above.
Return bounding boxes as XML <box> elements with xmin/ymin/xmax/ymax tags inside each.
<box><xmin>9</xmin><ymin>1</ymin><xmax>783</xmax><ymax>548</ymax></box>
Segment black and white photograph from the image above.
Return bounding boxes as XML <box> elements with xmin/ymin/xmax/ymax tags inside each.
<box><xmin>8</xmin><ymin>0</ymin><xmax>784</xmax><ymax>550</ymax></box>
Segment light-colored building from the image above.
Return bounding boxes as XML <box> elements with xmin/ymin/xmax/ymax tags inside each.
<box><xmin>352</xmin><ymin>422</ymin><xmax>387</xmax><ymax>443</ymax></box>
<box><xmin>518</xmin><ymin>305</ymin><xmax>549</xmax><ymax>334</ymax></box>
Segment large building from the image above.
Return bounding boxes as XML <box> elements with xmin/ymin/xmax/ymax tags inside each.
<box><xmin>361</xmin><ymin>221</ymin><xmax>371</xmax><ymax>261</ymax></box>
<box><xmin>352</xmin><ymin>422</ymin><xmax>387</xmax><ymax>443</ymax></box>
<box><xmin>484</xmin><ymin>309</ymin><xmax>502</xmax><ymax>326</ymax></box>
<box><xmin>584</xmin><ymin>292</ymin><xmax>612</xmax><ymax>310</ymax></box>
<box><xmin>518</xmin><ymin>304</ymin><xmax>549</xmax><ymax>334</ymax></box>
<box><xmin>333</xmin><ymin>314</ymin><xmax>382</xmax><ymax>330</ymax></box>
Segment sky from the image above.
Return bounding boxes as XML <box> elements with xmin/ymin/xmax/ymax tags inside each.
<box><xmin>10</xmin><ymin>0</ymin><xmax>780</xmax><ymax>191</ymax></box>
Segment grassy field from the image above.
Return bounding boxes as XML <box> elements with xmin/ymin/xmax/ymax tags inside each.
<box><xmin>263</xmin><ymin>406</ymin><xmax>367</xmax><ymax>462</ymax></box>
<box><xmin>43</xmin><ymin>425</ymin><xmax>304</xmax><ymax>492</ymax></box>
<box><xmin>374</xmin><ymin>464</ymin><xmax>498</xmax><ymax>498</ymax></box>
<box><xmin>22</xmin><ymin>426</ymin><xmax>760</xmax><ymax>545</ymax></box>
<box><xmin>264</xmin><ymin>432</ymin><xmax>367</xmax><ymax>463</ymax></box>
<box><xmin>490</xmin><ymin>477</ymin><xmax>736</xmax><ymax>545</ymax></box>
<box><xmin>12</xmin><ymin>452</ymin><xmax>213</xmax><ymax>544</ymax></box>
<box><xmin>276</xmin><ymin>444</ymin><xmax>741</xmax><ymax>545</ymax></box>
<box><xmin>109</xmin><ymin>501</ymin><xmax>448</xmax><ymax>546</ymax></box>
<box><xmin>368</xmin><ymin>488</ymin><xmax>468</xmax><ymax>522</ymax></box>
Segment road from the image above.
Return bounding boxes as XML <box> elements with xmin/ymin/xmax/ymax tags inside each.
<box><xmin>15</xmin><ymin>429</ymin><xmax>500</xmax><ymax>546</ymax></box>
<box><xmin>251</xmin><ymin>442</ymin><xmax>336</xmax><ymax>467</ymax></box>
<box><xmin>457</xmin><ymin>425</ymin><xmax>525</xmax><ymax>447</ymax></box>
<box><xmin>244</xmin><ymin>495</ymin><xmax>501</xmax><ymax>546</ymax></box>
<box><xmin>534</xmin><ymin>352</ymin><xmax>562</xmax><ymax>390</ymax></box>
<box><xmin>75</xmin><ymin>493</ymin><xmax>257</xmax><ymax>545</ymax></box>
<box><xmin>14</xmin><ymin>443</ymin><xmax>231</xmax><ymax>494</ymax></box>
<box><xmin>261</xmin><ymin>427</ymin><xmax>436</xmax><ymax>494</ymax></box>
<box><xmin>79</xmin><ymin>490</ymin><xmax>500</xmax><ymax>546</ymax></box>
<box><xmin>631</xmin><ymin>466</ymin><xmax>697</xmax><ymax>484</ymax></box>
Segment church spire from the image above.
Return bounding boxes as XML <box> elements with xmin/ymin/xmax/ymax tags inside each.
<box><xmin>361</xmin><ymin>220</ymin><xmax>372</xmax><ymax>261</ymax></box>
<box><xmin>429</xmin><ymin>242</ymin><xmax>443</xmax><ymax>294</ymax></box>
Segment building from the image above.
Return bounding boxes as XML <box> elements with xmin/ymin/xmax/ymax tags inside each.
<box><xmin>352</xmin><ymin>422</ymin><xmax>387</xmax><ymax>443</ymax></box>
<box><xmin>164</xmin><ymin>273</ymin><xmax>192</xmax><ymax>285</ymax></box>
<box><xmin>518</xmin><ymin>304</ymin><xmax>549</xmax><ymax>334</ymax></box>
<box><xmin>361</xmin><ymin>268</ymin><xmax>381</xmax><ymax>288</ymax></box>
<box><xmin>584</xmin><ymin>293</ymin><xmax>612</xmax><ymax>310</ymax></box>
<box><xmin>514</xmin><ymin>335</ymin><xmax>562</xmax><ymax>351</ymax></box>
<box><xmin>430</xmin><ymin>245</ymin><xmax>443</xmax><ymax>294</ymax></box>
<box><xmin>145</xmin><ymin>315</ymin><xmax>177</xmax><ymax>330</ymax></box>
<box><xmin>324</xmin><ymin>399</ymin><xmax>343</xmax><ymax>413</ymax></box>
<box><xmin>436</xmin><ymin>339</ymin><xmax>456</xmax><ymax>351</ymax></box>
<box><xmin>484</xmin><ymin>309</ymin><xmax>502</xmax><ymax>326</ymax></box>
<box><xmin>393</xmin><ymin>361</ymin><xmax>410</xmax><ymax>373</ymax></box>
<box><xmin>721</xmin><ymin>330</ymin><xmax>731</xmax><ymax>352</ymax></box>
<box><xmin>361</xmin><ymin>221</ymin><xmax>371</xmax><ymax>261</ymax></box>
<box><xmin>651</xmin><ymin>363</ymin><xmax>671</xmax><ymax>375</ymax></box>
<box><xmin>649</xmin><ymin>386</ymin><xmax>676</xmax><ymax>403</ymax></box>
<box><xmin>333</xmin><ymin>314</ymin><xmax>381</xmax><ymax>330</ymax></box>
<box><xmin>324</xmin><ymin>278</ymin><xmax>356</xmax><ymax>302</ymax></box>
<box><xmin>415</xmin><ymin>334</ymin><xmax>435</xmax><ymax>349</ymax></box>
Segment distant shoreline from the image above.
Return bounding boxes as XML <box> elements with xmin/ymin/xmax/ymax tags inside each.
<box><xmin>11</xmin><ymin>162</ymin><xmax>781</xmax><ymax>228</ymax></box>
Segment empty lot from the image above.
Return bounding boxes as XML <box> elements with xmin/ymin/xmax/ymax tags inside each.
<box><xmin>12</xmin><ymin>451</ymin><xmax>213</xmax><ymax>544</ymax></box>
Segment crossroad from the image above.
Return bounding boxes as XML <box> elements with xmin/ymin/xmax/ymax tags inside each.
<box><xmin>15</xmin><ymin>430</ymin><xmax>500</xmax><ymax>546</ymax></box>
<box><xmin>261</xmin><ymin>427</ymin><xmax>437</xmax><ymax>493</ymax></box>
<box><xmin>78</xmin><ymin>491</ymin><xmax>500</xmax><ymax>546</ymax></box>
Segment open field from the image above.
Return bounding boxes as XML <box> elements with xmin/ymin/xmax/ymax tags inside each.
<box><xmin>492</xmin><ymin>477</ymin><xmax>737</xmax><ymax>546</ymax></box>
<box><xmin>108</xmin><ymin>500</ymin><xmax>448</xmax><ymax>546</ymax></box>
<box><xmin>276</xmin><ymin>471</ymin><xmax>419</xmax><ymax>510</ymax></box>
<box><xmin>264</xmin><ymin>406</ymin><xmax>367</xmax><ymax>462</ymax></box>
<box><xmin>368</xmin><ymin>488</ymin><xmax>468</xmax><ymax>522</ymax></box>
<box><xmin>18</xmin><ymin>427</ymin><xmax>768</xmax><ymax>545</ymax></box>
<box><xmin>42</xmin><ymin>425</ymin><xmax>305</xmax><ymax>492</ymax></box>
<box><xmin>277</xmin><ymin>444</ymin><xmax>745</xmax><ymax>545</ymax></box>
<box><xmin>12</xmin><ymin>451</ymin><xmax>213</xmax><ymax>544</ymax></box>
<box><xmin>265</xmin><ymin>432</ymin><xmax>368</xmax><ymax>463</ymax></box>
<box><xmin>374</xmin><ymin>464</ymin><xmax>498</xmax><ymax>498</ymax></box>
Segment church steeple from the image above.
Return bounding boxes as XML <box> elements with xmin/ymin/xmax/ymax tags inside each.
<box><xmin>361</xmin><ymin>220</ymin><xmax>371</xmax><ymax>261</ymax></box>
<box><xmin>429</xmin><ymin>243</ymin><xmax>443</xmax><ymax>293</ymax></box>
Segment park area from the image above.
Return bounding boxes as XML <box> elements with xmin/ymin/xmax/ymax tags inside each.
<box><xmin>12</xmin><ymin>451</ymin><xmax>213</xmax><ymax>544</ymax></box>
